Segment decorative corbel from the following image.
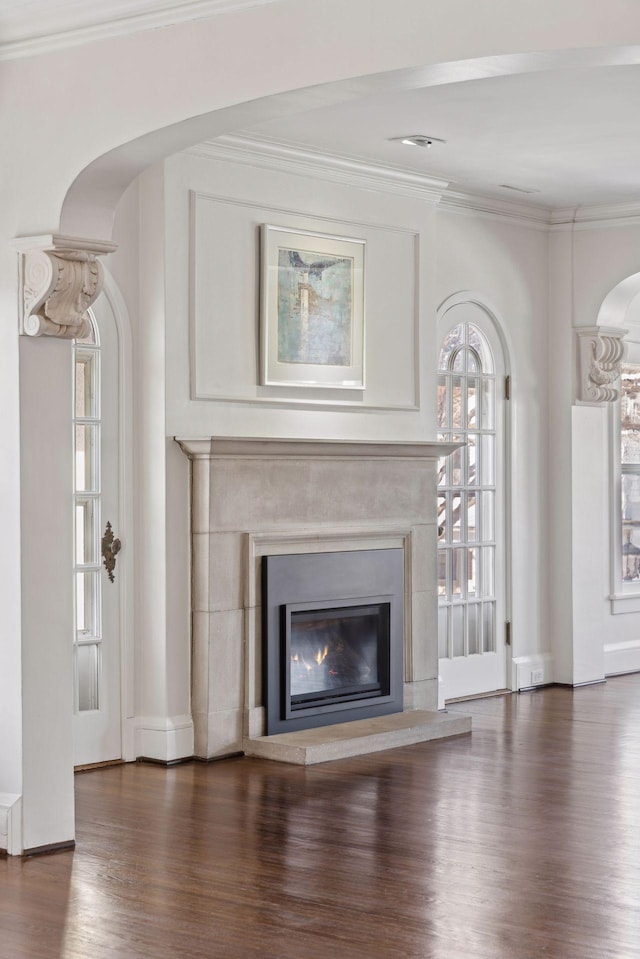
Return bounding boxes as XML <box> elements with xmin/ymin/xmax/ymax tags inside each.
<box><xmin>575</xmin><ymin>326</ymin><xmax>627</xmax><ymax>404</ymax></box>
<box><xmin>16</xmin><ymin>234</ymin><xmax>117</xmax><ymax>338</ymax></box>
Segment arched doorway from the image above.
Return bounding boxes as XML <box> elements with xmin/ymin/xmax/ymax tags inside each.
<box><xmin>436</xmin><ymin>296</ymin><xmax>510</xmax><ymax>701</ymax></box>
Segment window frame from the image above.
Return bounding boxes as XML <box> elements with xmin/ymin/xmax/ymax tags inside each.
<box><xmin>610</xmin><ymin>341</ymin><xmax>640</xmax><ymax>612</ymax></box>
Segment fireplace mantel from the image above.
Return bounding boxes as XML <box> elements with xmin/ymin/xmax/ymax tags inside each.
<box><xmin>176</xmin><ymin>433</ymin><xmax>467</xmax><ymax>762</ymax></box>
<box><xmin>176</xmin><ymin>437</ymin><xmax>462</xmax><ymax>460</ymax></box>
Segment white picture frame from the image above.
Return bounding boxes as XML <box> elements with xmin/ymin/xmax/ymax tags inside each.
<box><xmin>260</xmin><ymin>225</ymin><xmax>365</xmax><ymax>389</ymax></box>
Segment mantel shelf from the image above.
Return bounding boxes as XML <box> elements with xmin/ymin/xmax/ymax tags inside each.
<box><xmin>175</xmin><ymin>436</ymin><xmax>463</xmax><ymax>460</ymax></box>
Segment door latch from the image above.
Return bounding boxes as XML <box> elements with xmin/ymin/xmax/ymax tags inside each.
<box><xmin>101</xmin><ymin>521</ymin><xmax>121</xmax><ymax>583</ymax></box>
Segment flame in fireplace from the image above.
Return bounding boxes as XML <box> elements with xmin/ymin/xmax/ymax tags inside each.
<box><xmin>291</xmin><ymin>645</ymin><xmax>330</xmax><ymax>673</ymax></box>
<box><xmin>315</xmin><ymin>644</ymin><xmax>329</xmax><ymax>666</ymax></box>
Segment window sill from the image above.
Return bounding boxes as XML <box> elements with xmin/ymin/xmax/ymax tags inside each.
<box><xmin>609</xmin><ymin>593</ymin><xmax>640</xmax><ymax>614</ymax></box>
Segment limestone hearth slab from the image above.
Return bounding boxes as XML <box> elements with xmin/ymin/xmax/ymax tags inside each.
<box><xmin>243</xmin><ymin>709</ymin><xmax>471</xmax><ymax>765</ymax></box>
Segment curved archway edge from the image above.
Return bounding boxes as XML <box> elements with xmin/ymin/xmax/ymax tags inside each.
<box><xmin>13</xmin><ymin>0</ymin><xmax>635</xmax><ymax>239</ymax></box>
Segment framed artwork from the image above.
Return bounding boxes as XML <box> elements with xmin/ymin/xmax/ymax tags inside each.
<box><xmin>260</xmin><ymin>225</ymin><xmax>365</xmax><ymax>389</ymax></box>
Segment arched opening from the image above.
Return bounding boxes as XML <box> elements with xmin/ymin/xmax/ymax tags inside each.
<box><xmin>436</xmin><ymin>295</ymin><xmax>511</xmax><ymax>701</ymax></box>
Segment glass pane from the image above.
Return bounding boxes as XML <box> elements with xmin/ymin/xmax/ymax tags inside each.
<box><xmin>438</xmin><ymin>605</ymin><xmax>448</xmax><ymax>658</ymax></box>
<box><xmin>452</xmin><ymin>548</ymin><xmax>465</xmax><ymax>596</ymax></box>
<box><xmin>75</xmin><ymin>499</ymin><xmax>97</xmax><ymax>566</ymax></box>
<box><xmin>439</xmin><ymin>325</ymin><xmax>464</xmax><ymax>371</ymax></box>
<box><xmin>437</xmin><ymin>457</ymin><xmax>447</xmax><ymax>488</ymax></box>
<box><xmin>451</xmin><ymin>494</ymin><xmax>462</xmax><ymax>542</ymax></box>
<box><xmin>76</xmin><ymin>571</ymin><xmax>98</xmax><ymax>636</ymax></box>
<box><xmin>466</xmin><ymin>349</ymin><xmax>479</xmax><ymax>373</ymax></box>
<box><xmin>452</xmin><ymin>605</ymin><xmax>464</xmax><ymax>657</ymax></box>
<box><xmin>75</xmin><ymin>352</ymin><xmax>97</xmax><ymax>419</ymax></box>
<box><xmin>481</xmin><ymin>378</ymin><xmax>495</xmax><ymax>429</ymax></box>
<box><xmin>453</xmin><ymin>349</ymin><xmax>465</xmax><ymax>372</ymax></box>
<box><xmin>483</xmin><ymin>546</ymin><xmax>495</xmax><ymax>598</ymax></box>
<box><xmin>481</xmin><ymin>434</ymin><xmax>495</xmax><ymax>485</ymax></box>
<box><xmin>467</xmin><ymin>434</ymin><xmax>478</xmax><ymax>486</ymax></box>
<box><xmin>622</xmin><ymin>513</ymin><xmax>640</xmax><ymax>582</ymax></box>
<box><xmin>75</xmin><ymin>424</ymin><xmax>98</xmax><ymax>492</ymax></box>
<box><xmin>466</xmin><ymin>378</ymin><xmax>478</xmax><ymax>429</ymax></box>
<box><xmin>437</xmin><ymin>495</ymin><xmax>446</xmax><ymax>540</ymax></box>
<box><xmin>483</xmin><ymin>603</ymin><xmax>495</xmax><ymax>653</ymax></box>
<box><xmin>482</xmin><ymin>491</ymin><xmax>495</xmax><ymax>541</ymax></box>
<box><xmin>450</xmin><ymin>445</ymin><xmax>464</xmax><ymax>487</ymax></box>
<box><xmin>437</xmin><ymin>378</ymin><xmax>448</xmax><ymax>428</ymax></box>
<box><xmin>467</xmin><ymin>493</ymin><xmax>478</xmax><ymax>542</ymax></box>
<box><xmin>468</xmin><ymin>325</ymin><xmax>494</xmax><ymax>374</ymax></box>
<box><xmin>451</xmin><ymin>376</ymin><xmax>464</xmax><ymax>429</ymax></box>
<box><xmin>438</xmin><ymin>549</ymin><xmax>449</xmax><ymax>597</ymax></box>
<box><xmin>621</xmin><ymin>366</ymin><xmax>640</xmax><ymax>464</ymax></box>
<box><xmin>467</xmin><ymin>547</ymin><xmax>478</xmax><ymax>598</ymax></box>
<box><xmin>77</xmin><ymin>643</ymin><xmax>100</xmax><ymax>711</ymax></box>
<box><xmin>468</xmin><ymin>603</ymin><xmax>481</xmax><ymax>655</ymax></box>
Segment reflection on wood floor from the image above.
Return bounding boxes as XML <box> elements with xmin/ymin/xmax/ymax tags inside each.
<box><xmin>3</xmin><ymin>675</ymin><xmax>640</xmax><ymax>958</ymax></box>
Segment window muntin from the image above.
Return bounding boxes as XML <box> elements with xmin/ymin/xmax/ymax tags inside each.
<box><xmin>437</xmin><ymin>322</ymin><xmax>497</xmax><ymax>658</ymax></box>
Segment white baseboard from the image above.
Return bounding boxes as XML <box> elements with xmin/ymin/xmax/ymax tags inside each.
<box><xmin>511</xmin><ymin>653</ymin><xmax>554</xmax><ymax>690</ymax></box>
<box><xmin>0</xmin><ymin>793</ymin><xmax>22</xmax><ymax>855</ymax></box>
<box><xmin>133</xmin><ymin>714</ymin><xmax>194</xmax><ymax>762</ymax></box>
<box><xmin>604</xmin><ymin>640</ymin><xmax>640</xmax><ymax>677</ymax></box>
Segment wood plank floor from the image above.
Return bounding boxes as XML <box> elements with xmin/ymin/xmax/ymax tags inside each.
<box><xmin>3</xmin><ymin>676</ymin><xmax>640</xmax><ymax>958</ymax></box>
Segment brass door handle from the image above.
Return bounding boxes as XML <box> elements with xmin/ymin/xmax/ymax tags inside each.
<box><xmin>102</xmin><ymin>521</ymin><xmax>121</xmax><ymax>583</ymax></box>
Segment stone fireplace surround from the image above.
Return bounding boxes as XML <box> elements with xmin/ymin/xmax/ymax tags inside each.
<box><xmin>176</xmin><ymin>437</ymin><xmax>471</xmax><ymax>763</ymax></box>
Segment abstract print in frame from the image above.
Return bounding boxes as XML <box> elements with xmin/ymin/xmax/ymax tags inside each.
<box><xmin>260</xmin><ymin>225</ymin><xmax>365</xmax><ymax>388</ymax></box>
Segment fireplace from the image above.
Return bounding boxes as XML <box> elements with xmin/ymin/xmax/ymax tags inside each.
<box><xmin>263</xmin><ymin>548</ymin><xmax>404</xmax><ymax>734</ymax></box>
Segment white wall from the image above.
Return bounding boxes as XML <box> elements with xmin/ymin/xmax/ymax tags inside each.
<box><xmin>164</xmin><ymin>151</ymin><xmax>437</xmax><ymax>441</ymax></box>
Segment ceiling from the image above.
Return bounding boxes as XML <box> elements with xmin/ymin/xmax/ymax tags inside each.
<box><xmin>3</xmin><ymin>2</ymin><xmax>640</xmax><ymax>210</ymax></box>
<box><xmin>237</xmin><ymin>65</ymin><xmax>640</xmax><ymax>210</ymax></box>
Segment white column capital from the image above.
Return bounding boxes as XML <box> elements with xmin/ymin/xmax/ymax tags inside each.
<box><xmin>575</xmin><ymin>326</ymin><xmax>627</xmax><ymax>404</ymax></box>
<box><xmin>15</xmin><ymin>234</ymin><xmax>117</xmax><ymax>339</ymax></box>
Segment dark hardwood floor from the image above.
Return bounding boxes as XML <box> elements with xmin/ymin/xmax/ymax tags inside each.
<box><xmin>3</xmin><ymin>676</ymin><xmax>640</xmax><ymax>958</ymax></box>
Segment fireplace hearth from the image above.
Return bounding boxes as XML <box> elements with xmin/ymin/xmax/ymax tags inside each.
<box><xmin>263</xmin><ymin>549</ymin><xmax>404</xmax><ymax>735</ymax></box>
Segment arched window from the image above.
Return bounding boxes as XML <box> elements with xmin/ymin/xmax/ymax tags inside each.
<box><xmin>436</xmin><ymin>308</ymin><xmax>507</xmax><ymax>700</ymax></box>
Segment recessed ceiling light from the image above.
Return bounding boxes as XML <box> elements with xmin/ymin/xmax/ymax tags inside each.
<box><xmin>389</xmin><ymin>134</ymin><xmax>446</xmax><ymax>148</ymax></box>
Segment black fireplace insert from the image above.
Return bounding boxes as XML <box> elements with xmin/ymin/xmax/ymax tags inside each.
<box><xmin>262</xmin><ymin>549</ymin><xmax>404</xmax><ymax>734</ymax></box>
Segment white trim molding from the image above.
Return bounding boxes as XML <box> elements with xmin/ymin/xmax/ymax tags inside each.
<box><xmin>575</xmin><ymin>326</ymin><xmax>627</xmax><ymax>405</ymax></box>
<box><xmin>0</xmin><ymin>793</ymin><xmax>22</xmax><ymax>856</ymax></box>
<box><xmin>604</xmin><ymin>639</ymin><xmax>640</xmax><ymax>676</ymax></box>
<box><xmin>0</xmin><ymin>0</ymin><xmax>281</xmax><ymax>61</ymax></box>
<box><xmin>134</xmin><ymin>714</ymin><xmax>194</xmax><ymax>762</ymax></box>
<box><xmin>188</xmin><ymin>134</ymin><xmax>451</xmax><ymax>203</ymax></box>
<box><xmin>511</xmin><ymin>653</ymin><xmax>554</xmax><ymax>690</ymax></box>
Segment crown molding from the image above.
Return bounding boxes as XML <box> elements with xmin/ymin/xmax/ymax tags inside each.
<box><xmin>186</xmin><ymin>135</ymin><xmax>451</xmax><ymax>203</ymax></box>
<box><xmin>551</xmin><ymin>201</ymin><xmax>640</xmax><ymax>231</ymax></box>
<box><xmin>187</xmin><ymin>134</ymin><xmax>559</xmax><ymax>227</ymax></box>
<box><xmin>438</xmin><ymin>189</ymin><xmax>552</xmax><ymax>230</ymax></box>
<box><xmin>187</xmin><ymin>135</ymin><xmax>640</xmax><ymax>231</ymax></box>
<box><xmin>0</xmin><ymin>0</ymin><xmax>280</xmax><ymax>61</ymax></box>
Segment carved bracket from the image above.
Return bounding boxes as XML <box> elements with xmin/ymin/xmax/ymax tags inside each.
<box><xmin>575</xmin><ymin>326</ymin><xmax>627</xmax><ymax>404</ymax></box>
<box><xmin>16</xmin><ymin>234</ymin><xmax>117</xmax><ymax>339</ymax></box>
<box><xmin>21</xmin><ymin>250</ymin><xmax>103</xmax><ymax>339</ymax></box>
